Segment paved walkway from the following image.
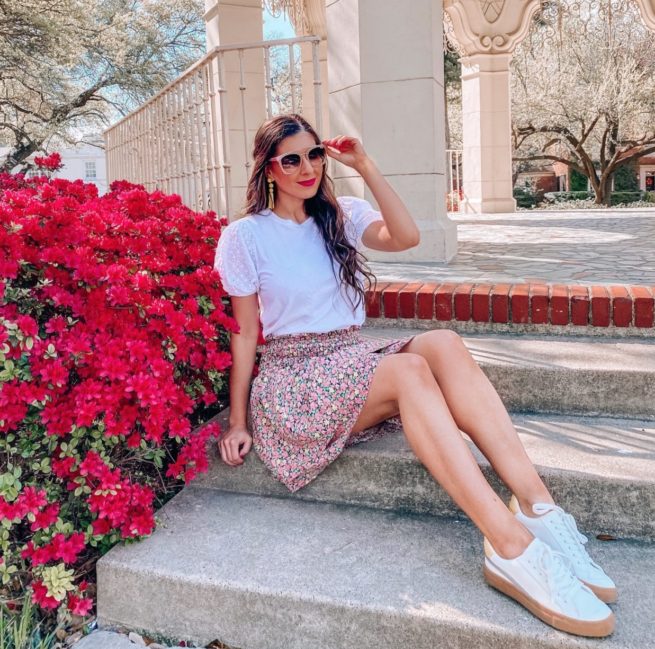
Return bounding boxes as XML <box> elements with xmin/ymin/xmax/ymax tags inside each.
<box><xmin>369</xmin><ymin>208</ymin><xmax>655</xmax><ymax>286</ymax></box>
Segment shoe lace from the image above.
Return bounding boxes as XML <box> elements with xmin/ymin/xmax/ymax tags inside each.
<box><xmin>537</xmin><ymin>543</ymin><xmax>586</xmax><ymax>607</ymax></box>
<box><xmin>533</xmin><ymin>504</ymin><xmax>602</xmax><ymax>571</ymax></box>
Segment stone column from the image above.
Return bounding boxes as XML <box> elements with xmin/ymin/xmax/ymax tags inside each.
<box><xmin>204</xmin><ymin>0</ymin><xmax>267</xmax><ymax>215</ymax></box>
<box><xmin>444</xmin><ymin>0</ymin><xmax>540</xmax><ymax>214</ymax></box>
<box><xmin>299</xmin><ymin>0</ymin><xmax>329</xmax><ymax>137</ymax></box>
<box><xmin>326</xmin><ymin>0</ymin><xmax>457</xmax><ymax>263</ymax></box>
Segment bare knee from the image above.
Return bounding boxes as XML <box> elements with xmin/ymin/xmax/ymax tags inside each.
<box><xmin>419</xmin><ymin>329</ymin><xmax>474</xmax><ymax>365</ymax></box>
<box><xmin>425</xmin><ymin>329</ymin><xmax>466</xmax><ymax>351</ymax></box>
<box><xmin>351</xmin><ymin>353</ymin><xmax>432</xmax><ymax>432</ymax></box>
<box><xmin>387</xmin><ymin>352</ymin><xmax>434</xmax><ymax>390</ymax></box>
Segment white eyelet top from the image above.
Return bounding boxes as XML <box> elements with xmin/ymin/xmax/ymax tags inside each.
<box><xmin>213</xmin><ymin>195</ymin><xmax>384</xmax><ymax>338</ymax></box>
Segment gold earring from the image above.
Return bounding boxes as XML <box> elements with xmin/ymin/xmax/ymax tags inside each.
<box><xmin>267</xmin><ymin>178</ymin><xmax>275</xmax><ymax>210</ymax></box>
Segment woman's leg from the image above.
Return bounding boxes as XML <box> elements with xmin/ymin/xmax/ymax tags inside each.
<box><xmin>352</xmin><ymin>346</ymin><xmax>615</xmax><ymax>635</ymax></box>
<box><xmin>398</xmin><ymin>330</ymin><xmax>554</xmax><ymax>515</ymax></box>
<box><xmin>351</xmin><ymin>352</ymin><xmax>534</xmax><ymax>559</ymax></box>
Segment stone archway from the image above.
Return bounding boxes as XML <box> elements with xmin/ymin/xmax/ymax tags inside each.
<box><xmin>635</xmin><ymin>0</ymin><xmax>655</xmax><ymax>28</ymax></box>
<box><xmin>444</xmin><ymin>0</ymin><xmax>655</xmax><ymax>214</ymax></box>
<box><xmin>443</xmin><ymin>1</ymin><xmax>541</xmax><ymax>213</ymax></box>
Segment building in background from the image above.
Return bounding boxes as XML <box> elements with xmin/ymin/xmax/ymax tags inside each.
<box><xmin>516</xmin><ymin>154</ymin><xmax>655</xmax><ymax>194</ymax></box>
<box><xmin>0</xmin><ymin>136</ymin><xmax>107</xmax><ymax>194</ymax></box>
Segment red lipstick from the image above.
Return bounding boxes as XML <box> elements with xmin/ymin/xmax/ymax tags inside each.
<box><xmin>298</xmin><ymin>178</ymin><xmax>317</xmax><ymax>187</ymax></box>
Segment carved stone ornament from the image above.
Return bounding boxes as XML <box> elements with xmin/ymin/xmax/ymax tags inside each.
<box><xmin>443</xmin><ymin>0</ymin><xmax>541</xmax><ymax>55</ymax></box>
<box><xmin>635</xmin><ymin>0</ymin><xmax>655</xmax><ymax>30</ymax></box>
<box><xmin>480</xmin><ymin>0</ymin><xmax>505</xmax><ymax>23</ymax></box>
<box><xmin>302</xmin><ymin>0</ymin><xmax>327</xmax><ymax>38</ymax></box>
<box><xmin>263</xmin><ymin>0</ymin><xmax>307</xmax><ymax>33</ymax></box>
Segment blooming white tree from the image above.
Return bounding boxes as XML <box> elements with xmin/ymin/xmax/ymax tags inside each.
<box><xmin>0</xmin><ymin>0</ymin><xmax>205</xmax><ymax>172</ymax></box>
<box><xmin>511</xmin><ymin>0</ymin><xmax>655</xmax><ymax>204</ymax></box>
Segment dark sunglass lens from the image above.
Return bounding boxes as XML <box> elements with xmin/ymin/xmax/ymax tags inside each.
<box><xmin>280</xmin><ymin>154</ymin><xmax>301</xmax><ymax>169</ymax></box>
<box><xmin>308</xmin><ymin>147</ymin><xmax>326</xmax><ymax>161</ymax></box>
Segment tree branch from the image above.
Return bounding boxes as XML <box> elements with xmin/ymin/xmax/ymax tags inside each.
<box><xmin>512</xmin><ymin>153</ymin><xmax>587</xmax><ymax>177</ymax></box>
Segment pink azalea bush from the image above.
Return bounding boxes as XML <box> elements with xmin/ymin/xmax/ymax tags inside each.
<box><xmin>0</xmin><ymin>158</ymin><xmax>242</xmax><ymax>618</ymax></box>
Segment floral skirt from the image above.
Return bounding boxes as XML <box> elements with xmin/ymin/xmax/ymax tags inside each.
<box><xmin>248</xmin><ymin>324</ymin><xmax>416</xmax><ymax>493</ymax></box>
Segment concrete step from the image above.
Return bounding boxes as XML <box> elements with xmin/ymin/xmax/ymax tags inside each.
<box><xmin>197</xmin><ymin>411</ymin><xmax>655</xmax><ymax>540</ymax></box>
<box><xmin>97</xmin><ymin>488</ymin><xmax>655</xmax><ymax>649</ymax></box>
<box><xmin>362</xmin><ymin>326</ymin><xmax>655</xmax><ymax>418</ymax></box>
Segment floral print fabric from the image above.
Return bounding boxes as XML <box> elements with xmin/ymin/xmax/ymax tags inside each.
<box><xmin>248</xmin><ymin>324</ymin><xmax>415</xmax><ymax>492</ymax></box>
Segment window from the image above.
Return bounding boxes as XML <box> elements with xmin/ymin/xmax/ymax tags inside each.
<box><xmin>646</xmin><ymin>172</ymin><xmax>655</xmax><ymax>192</ymax></box>
<box><xmin>85</xmin><ymin>161</ymin><xmax>96</xmax><ymax>179</ymax></box>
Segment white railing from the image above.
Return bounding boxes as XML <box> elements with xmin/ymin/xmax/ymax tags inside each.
<box><xmin>446</xmin><ymin>148</ymin><xmax>463</xmax><ymax>212</ymax></box>
<box><xmin>104</xmin><ymin>36</ymin><xmax>324</xmax><ymax>217</ymax></box>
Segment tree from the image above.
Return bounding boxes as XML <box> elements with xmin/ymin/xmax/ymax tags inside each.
<box><xmin>0</xmin><ymin>0</ymin><xmax>206</xmax><ymax>172</ymax></box>
<box><xmin>511</xmin><ymin>0</ymin><xmax>655</xmax><ymax>205</ymax></box>
<box><xmin>444</xmin><ymin>49</ymin><xmax>462</xmax><ymax>150</ymax></box>
<box><xmin>266</xmin><ymin>31</ymin><xmax>303</xmax><ymax>116</ymax></box>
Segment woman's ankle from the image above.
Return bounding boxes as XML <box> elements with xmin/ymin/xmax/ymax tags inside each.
<box><xmin>488</xmin><ymin>528</ymin><xmax>534</xmax><ymax>560</ymax></box>
<box><xmin>516</xmin><ymin>493</ymin><xmax>556</xmax><ymax>518</ymax></box>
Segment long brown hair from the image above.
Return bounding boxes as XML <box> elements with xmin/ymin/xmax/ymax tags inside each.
<box><xmin>241</xmin><ymin>113</ymin><xmax>377</xmax><ymax>312</ymax></box>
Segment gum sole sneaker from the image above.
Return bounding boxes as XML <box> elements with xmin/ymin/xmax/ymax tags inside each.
<box><xmin>484</xmin><ymin>537</ymin><xmax>615</xmax><ymax>637</ymax></box>
<box><xmin>509</xmin><ymin>495</ymin><xmax>618</xmax><ymax>603</ymax></box>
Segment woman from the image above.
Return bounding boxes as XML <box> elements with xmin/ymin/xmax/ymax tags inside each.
<box><xmin>213</xmin><ymin>113</ymin><xmax>616</xmax><ymax>638</ymax></box>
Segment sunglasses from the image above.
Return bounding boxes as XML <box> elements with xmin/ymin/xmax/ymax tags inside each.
<box><xmin>269</xmin><ymin>145</ymin><xmax>327</xmax><ymax>175</ymax></box>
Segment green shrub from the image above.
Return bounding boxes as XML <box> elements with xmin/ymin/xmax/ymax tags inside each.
<box><xmin>610</xmin><ymin>191</ymin><xmax>644</xmax><ymax>205</ymax></box>
<box><xmin>613</xmin><ymin>163</ymin><xmax>639</xmax><ymax>192</ymax></box>
<box><xmin>569</xmin><ymin>169</ymin><xmax>589</xmax><ymax>191</ymax></box>
<box><xmin>0</xmin><ymin>163</ymin><xmax>236</xmax><ymax>620</ymax></box>
<box><xmin>513</xmin><ymin>186</ymin><xmax>539</xmax><ymax>208</ymax></box>
<box><xmin>543</xmin><ymin>191</ymin><xmax>593</xmax><ymax>202</ymax></box>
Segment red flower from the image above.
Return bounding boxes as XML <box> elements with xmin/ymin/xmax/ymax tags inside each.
<box><xmin>51</xmin><ymin>532</ymin><xmax>86</xmax><ymax>564</ymax></box>
<box><xmin>21</xmin><ymin>540</ymin><xmax>55</xmax><ymax>566</ymax></box>
<box><xmin>31</xmin><ymin>503</ymin><xmax>60</xmax><ymax>531</ymax></box>
<box><xmin>33</xmin><ymin>152</ymin><xmax>63</xmax><ymax>172</ymax></box>
<box><xmin>51</xmin><ymin>455</ymin><xmax>76</xmax><ymax>479</ymax></box>
<box><xmin>31</xmin><ymin>580</ymin><xmax>60</xmax><ymax>609</ymax></box>
<box><xmin>17</xmin><ymin>486</ymin><xmax>48</xmax><ymax>512</ymax></box>
<box><xmin>92</xmin><ymin>518</ymin><xmax>111</xmax><ymax>535</ymax></box>
<box><xmin>67</xmin><ymin>593</ymin><xmax>93</xmax><ymax>616</ymax></box>
<box><xmin>1</xmin><ymin>170</ymin><xmax>236</xmax><ymax>612</ymax></box>
<box><xmin>16</xmin><ymin>314</ymin><xmax>38</xmax><ymax>337</ymax></box>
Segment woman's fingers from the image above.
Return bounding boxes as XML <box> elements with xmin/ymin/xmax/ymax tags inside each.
<box><xmin>240</xmin><ymin>435</ymin><xmax>252</xmax><ymax>457</ymax></box>
<box><xmin>218</xmin><ymin>433</ymin><xmax>251</xmax><ymax>466</ymax></box>
<box><xmin>218</xmin><ymin>439</ymin><xmax>231</xmax><ymax>465</ymax></box>
<box><xmin>226</xmin><ymin>438</ymin><xmax>242</xmax><ymax>465</ymax></box>
<box><xmin>322</xmin><ymin>136</ymin><xmax>366</xmax><ymax>168</ymax></box>
<box><xmin>218</xmin><ymin>438</ymin><xmax>235</xmax><ymax>465</ymax></box>
<box><xmin>323</xmin><ymin>135</ymin><xmax>357</xmax><ymax>152</ymax></box>
<box><xmin>229</xmin><ymin>438</ymin><xmax>244</xmax><ymax>464</ymax></box>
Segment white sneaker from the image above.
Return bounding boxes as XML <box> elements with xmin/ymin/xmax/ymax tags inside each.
<box><xmin>509</xmin><ymin>495</ymin><xmax>617</xmax><ymax>603</ymax></box>
<box><xmin>484</xmin><ymin>537</ymin><xmax>615</xmax><ymax>637</ymax></box>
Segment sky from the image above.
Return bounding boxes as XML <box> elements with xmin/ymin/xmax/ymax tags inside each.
<box><xmin>263</xmin><ymin>8</ymin><xmax>296</xmax><ymax>40</ymax></box>
<box><xmin>30</xmin><ymin>7</ymin><xmax>297</xmax><ymax>151</ymax></box>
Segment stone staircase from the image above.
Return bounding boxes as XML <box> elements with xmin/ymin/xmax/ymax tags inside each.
<box><xmin>96</xmin><ymin>326</ymin><xmax>655</xmax><ymax>649</ymax></box>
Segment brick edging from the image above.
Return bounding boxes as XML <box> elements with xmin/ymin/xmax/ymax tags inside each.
<box><xmin>365</xmin><ymin>282</ymin><xmax>655</xmax><ymax>329</ymax></box>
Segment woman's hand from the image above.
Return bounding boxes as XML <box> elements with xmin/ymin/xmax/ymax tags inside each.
<box><xmin>218</xmin><ymin>424</ymin><xmax>252</xmax><ymax>466</ymax></box>
<box><xmin>322</xmin><ymin>136</ymin><xmax>370</xmax><ymax>173</ymax></box>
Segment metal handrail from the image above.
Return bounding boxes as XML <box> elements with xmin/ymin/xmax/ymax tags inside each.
<box><xmin>103</xmin><ymin>35</ymin><xmax>325</xmax><ymax>217</ymax></box>
<box><xmin>103</xmin><ymin>36</ymin><xmax>322</xmax><ymax>135</ymax></box>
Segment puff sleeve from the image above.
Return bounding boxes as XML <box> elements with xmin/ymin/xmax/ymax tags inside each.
<box><xmin>214</xmin><ymin>221</ymin><xmax>259</xmax><ymax>296</ymax></box>
<box><xmin>338</xmin><ymin>195</ymin><xmax>384</xmax><ymax>249</ymax></box>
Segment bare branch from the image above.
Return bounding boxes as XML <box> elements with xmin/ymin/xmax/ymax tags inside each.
<box><xmin>512</xmin><ymin>154</ymin><xmax>588</xmax><ymax>177</ymax></box>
